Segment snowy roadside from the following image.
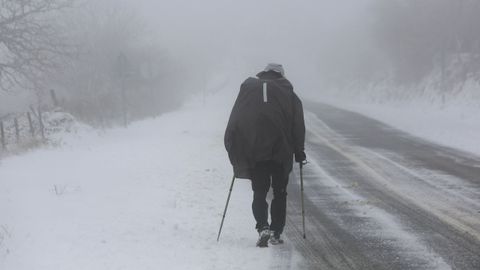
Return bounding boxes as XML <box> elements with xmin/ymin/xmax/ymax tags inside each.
<box><xmin>0</xmin><ymin>91</ymin><xmax>283</xmax><ymax>270</ymax></box>
<box><xmin>313</xmin><ymin>96</ymin><xmax>480</xmax><ymax>157</ymax></box>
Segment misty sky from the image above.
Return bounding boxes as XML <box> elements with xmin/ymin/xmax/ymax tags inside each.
<box><xmin>136</xmin><ymin>0</ymin><xmax>373</xmax><ymax>92</ymax></box>
<box><xmin>0</xmin><ymin>0</ymin><xmax>373</xmax><ymax>114</ymax></box>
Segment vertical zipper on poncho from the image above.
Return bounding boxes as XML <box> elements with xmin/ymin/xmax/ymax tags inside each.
<box><xmin>263</xmin><ymin>82</ymin><xmax>268</xmax><ymax>103</ymax></box>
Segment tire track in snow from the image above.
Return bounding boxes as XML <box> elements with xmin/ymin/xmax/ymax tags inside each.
<box><xmin>307</xmin><ymin>113</ymin><xmax>480</xmax><ymax>245</ymax></box>
<box><xmin>280</xmin><ymin>104</ymin><xmax>480</xmax><ymax>269</ymax></box>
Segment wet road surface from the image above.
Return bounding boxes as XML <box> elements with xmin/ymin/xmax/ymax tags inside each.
<box><xmin>278</xmin><ymin>102</ymin><xmax>480</xmax><ymax>270</ymax></box>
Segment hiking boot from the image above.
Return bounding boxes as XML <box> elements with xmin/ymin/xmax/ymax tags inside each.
<box><xmin>256</xmin><ymin>227</ymin><xmax>270</xmax><ymax>247</ymax></box>
<box><xmin>269</xmin><ymin>232</ymin><xmax>284</xmax><ymax>245</ymax></box>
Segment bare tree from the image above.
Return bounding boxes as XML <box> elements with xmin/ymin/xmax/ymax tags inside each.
<box><xmin>0</xmin><ymin>0</ymin><xmax>73</xmax><ymax>92</ymax></box>
<box><xmin>372</xmin><ymin>0</ymin><xmax>480</xmax><ymax>84</ymax></box>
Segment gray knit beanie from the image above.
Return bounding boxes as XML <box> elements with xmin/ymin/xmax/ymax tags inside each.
<box><xmin>264</xmin><ymin>63</ymin><xmax>285</xmax><ymax>76</ymax></box>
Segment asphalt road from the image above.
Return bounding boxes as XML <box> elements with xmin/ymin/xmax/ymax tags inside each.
<box><xmin>278</xmin><ymin>102</ymin><xmax>480</xmax><ymax>270</ymax></box>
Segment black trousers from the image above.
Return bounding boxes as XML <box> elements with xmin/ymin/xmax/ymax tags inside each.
<box><xmin>251</xmin><ymin>161</ymin><xmax>289</xmax><ymax>235</ymax></box>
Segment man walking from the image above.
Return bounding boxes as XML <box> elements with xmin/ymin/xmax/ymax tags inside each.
<box><xmin>224</xmin><ymin>63</ymin><xmax>306</xmax><ymax>247</ymax></box>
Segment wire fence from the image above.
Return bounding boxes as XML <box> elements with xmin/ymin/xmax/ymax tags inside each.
<box><xmin>0</xmin><ymin>109</ymin><xmax>47</xmax><ymax>153</ymax></box>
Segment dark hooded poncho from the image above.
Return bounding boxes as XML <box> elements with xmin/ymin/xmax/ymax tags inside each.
<box><xmin>224</xmin><ymin>71</ymin><xmax>305</xmax><ymax>179</ymax></box>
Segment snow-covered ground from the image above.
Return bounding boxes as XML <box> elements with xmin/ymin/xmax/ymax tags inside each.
<box><xmin>2</xmin><ymin>76</ymin><xmax>479</xmax><ymax>269</ymax></box>
<box><xmin>309</xmin><ymin>76</ymin><xmax>480</xmax><ymax>157</ymax></box>
<box><xmin>314</xmin><ymin>95</ymin><xmax>480</xmax><ymax>157</ymax></box>
<box><xmin>0</xmin><ymin>90</ymin><xmax>295</xmax><ymax>270</ymax></box>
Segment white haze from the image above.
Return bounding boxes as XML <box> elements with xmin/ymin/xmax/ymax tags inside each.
<box><xmin>0</xmin><ymin>0</ymin><xmax>374</xmax><ymax>114</ymax></box>
<box><xmin>3</xmin><ymin>0</ymin><xmax>479</xmax><ymax>115</ymax></box>
<box><xmin>136</xmin><ymin>0</ymin><xmax>373</xmax><ymax>94</ymax></box>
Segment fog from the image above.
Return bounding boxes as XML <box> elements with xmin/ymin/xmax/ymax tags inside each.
<box><xmin>2</xmin><ymin>0</ymin><xmax>479</xmax><ymax>121</ymax></box>
<box><xmin>0</xmin><ymin>0</ymin><xmax>371</xmax><ymax>120</ymax></box>
<box><xmin>137</xmin><ymin>0</ymin><xmax>373</xmax><ymax>92</ymax></box>
<box><xmin>4</xmin><ymin>2</ymin><xmax>480</xmax><ymax>268</ymax></box>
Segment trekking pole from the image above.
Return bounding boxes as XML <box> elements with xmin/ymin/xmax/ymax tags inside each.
<box><xmin>217</xmin><ymin>175</ymin><xmax>236</xmax><ymax>242</ymax></box>
<box><xmin>300</xmin><ymin>162</ymin><xmax>307</xmax><ymax>239</ymax></box>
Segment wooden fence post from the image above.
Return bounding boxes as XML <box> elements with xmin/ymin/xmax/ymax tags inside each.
<box><xmin>14</xmin><ymin>117</ymin><xmax>19</xmax><ymax>143</ymax></box>
<box><xmin>39</xmin><ymin>110</ymin><xmax>45</xmax><ymax>140</ymax></box>
<box><xmin>50</xmin><ymin>89</ymin><xmax>59</xmax><ymax>107</ymax></box>
<box><xmin>27</xmin><ymin>112</ymin><xmax>35</xmax><ymax>137</ymax></box>
<box><xmin>0</xmin><ymin>120</ymin><xmax>5</xmax><ymax>150</ymax></box>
